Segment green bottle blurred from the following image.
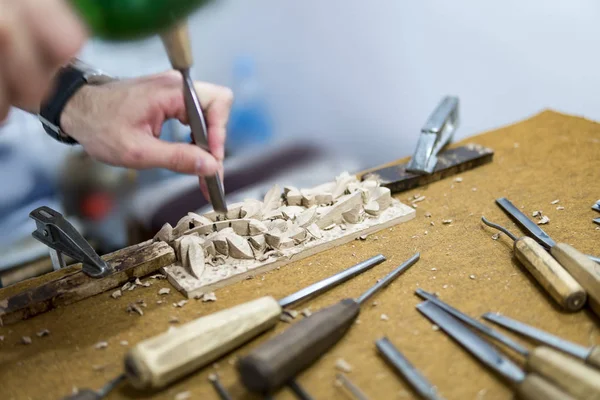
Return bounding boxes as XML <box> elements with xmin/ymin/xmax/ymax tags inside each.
<box><xmin>69</xmin><ymin>0</ymin><xmax>213</xmax><ymax>41</ymax></box>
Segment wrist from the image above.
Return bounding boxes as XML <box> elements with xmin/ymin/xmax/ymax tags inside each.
<box><xmin>60</xmin><ymin>84</ymin><xmax>94</xmax><ymax>138</ymax></box>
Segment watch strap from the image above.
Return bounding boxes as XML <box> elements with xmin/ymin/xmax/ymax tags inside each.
<box><xmin>40</xmin><ymin>65</ymin><xmax>87</xmax><ymax>144</ymax></box>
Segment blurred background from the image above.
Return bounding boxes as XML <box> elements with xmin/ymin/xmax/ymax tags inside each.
<box><xmin>1</xmin><ymin>0</ymin><xmax>599</xmax><ymax>284</ymax></box>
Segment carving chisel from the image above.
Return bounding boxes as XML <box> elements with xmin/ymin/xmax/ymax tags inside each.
<box><xmin>376</xmin><ymin>337</ymin><xmax>445</xmax><ymax>400</ymax></box>
<box><xmin>125</xmin><ymin>254</ymin><xmax>386</xmax><ymax>389</ymax></box>
<box><xmin>237</xmin><ymin>253</ymin><xmax>421</xmax><ymax>394</ymax></box>
<box><xmin>161</xmin><ymin>22</ymin><xmax>227</xmax><ymax>213</ymax></box>
<box><xmin>417</xmin><ymin>290</ymin><xmax>600</xmax><ymax>400</ymax></box>
<box><xmin>336</xmin><ymin>373</ymin><xmax>370</xmax><ymax>400</ymax></box>
<box><xmin>417</xmin><ymin>301</ymin><xmax>574</xmax><ymax>400</ymax></box>
<box><xmin>483</xmin><ymin>312</ymin><xmax>600</xmax><ymax>370</ymax></box>
<box><xmin>496</xmin><ymin>197</ymin><xmax>600</xmax><ymax>264</ymax></box>
<box><xmin>481</xmin><ymin>217</ymin><xmax>586</xmax><ymax>311</ymax></box>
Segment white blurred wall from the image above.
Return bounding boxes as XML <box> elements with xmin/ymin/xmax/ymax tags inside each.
<box><xmin>76</xmin><ymin>0</ymin><xmax>600</xmax><ymax>168</ymax></box>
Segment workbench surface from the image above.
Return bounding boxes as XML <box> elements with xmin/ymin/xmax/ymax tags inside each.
<box><xmin>2</xmin><ymin>110</ymin><xmax>599</xmax><ymax>400</ymax></box>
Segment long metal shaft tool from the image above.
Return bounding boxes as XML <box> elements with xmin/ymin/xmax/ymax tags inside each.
<box><xmin>237</xmin><ymin>253</ymin><xmax>420</xmax><ymax>394</ymax></box>
<box><xmin>417</xmin><ymin>290</ymin><xmax>600</xmax><ymax>400</ymax></box>
<box><xmin>161</xmin><ymin>22</ymin><xmax>227</xmax><ymax>212</ymax></box>
<box><xmin>376</xmin><ymin>337</ymin><xmax>445</xmax><ymax>400</ymax></box>
<box><xmin>482</xmin><ymin>312</ymin><xmax>600</xmax><ymax>370</ymax></box>
<box><xmin>496</xmin><ymin>197</ymin><xmax>599</xmax><ymax>264</ymax></box>
<box><xmin>208</xmin><ymin>374</ymin><xmax>233</xmax><ymax>400</ymax></box>
<box><xmin>125</xmin><ymin>255</ymin><xmax>386</xmax><ymax>389</ymax></box>
<box><xmin>417</xmin><ymin>301</ymin><xmax>573</xmax><ymax>400</ymax></box>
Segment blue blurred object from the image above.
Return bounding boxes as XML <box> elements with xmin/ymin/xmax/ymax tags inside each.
<box><xmin>227</xmin><ymin>56</ymin><xmax>273</xmax><ymax>153</ymax></box>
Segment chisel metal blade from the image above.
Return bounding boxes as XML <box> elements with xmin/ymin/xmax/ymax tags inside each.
<box><xmin>417</xmin><ymin>301</ymin><xmax>526</xmax><ymax>384</ymax></box>
<box><xmin>482</xmin><ymin>312</ymin><xmax>590</xmax><ymax>360</ymax></box>
<box><xmin>495</xmin><ymin>198</ymin><xmax>556</xmax><ymax>249</ymax></box>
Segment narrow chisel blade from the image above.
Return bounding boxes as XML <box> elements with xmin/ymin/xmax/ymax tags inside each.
<box><xmin>495</xmin><ymin>198</ymin><xmax>556</xmax><ymax>249</ymax></box>
<box><xmin>482</xmin><ymin>313</ymin><xmax>590</xmax><ymax>360</ymax></box>
<box><xmin>417</xmin><ymin>301</ymin><xmax>525</xmax><ymax>384</ymax></box>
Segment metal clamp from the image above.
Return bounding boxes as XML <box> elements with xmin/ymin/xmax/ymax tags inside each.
<box><xmin>29</xmin><ymin>206</ymin><xmax>111</xmax><ymax>278</ymax></box>
<box><xmin>406</xmin><ymin>96</ymin><xmax>460</xmax><ymax>174</ymax></box>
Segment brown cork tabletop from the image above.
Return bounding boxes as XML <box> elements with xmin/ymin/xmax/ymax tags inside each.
<box><xmin>1</xmin><ymin>110</ymin><xmax>599</xmax><ymax>400</ymax></box>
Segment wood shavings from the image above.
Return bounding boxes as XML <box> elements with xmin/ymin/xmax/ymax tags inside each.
<box><xmin>380</xmin><ymin>314</ymin><xmax>389</xmax><ymax>321</ymax></box>
<box><xmin>471</xmin><ymin>188</ymin><xmax>477</xmax><ymax>192</ymax></box>
<box><xmin>135</xmin><ymin>278</ymin><xmax>151</xmax><ymax>287</ymax></box>
<box><xmin>202</xmin><ymin>292</ymin><xmax>217</xmax><ymax>302</ymax></box>
<box><xmin>156</xmin><ymin>300</ymin><xmax>164</xmax><ymax>304</ymax></box>
<box><xmin>175</xmin><ymin>391</ymin><xmax>192</xmax><ymax>400</ymax></box>
<box><xmin>128</xmin><ymin>284</ymin><xmax>136</xmax><ymax>291</ymax></box>
<box><xmin>127</xmin><ymin>303</ymin><xmax>144</xmax><ymax>316</ymax></box>
<box><xmin>537</xmin><ymin>215</ymin><xmax>550</xmax><ymax>225</ymax></box>
<box><xmin>454</xmin><ymin>177</ymin><xmax>463</xmax><ymax>182</ymax></box>
<box><xmin>137</xmin><ymin>299</ymin><xmax>147</xmax><ymax>308</ymax></box>
<box><xmin>424</xmin><ymin>212</ymin><xmax>432</xmax><ymax>218</ymax></box>
<box><xmin>173</xmin><ymin>300</ymin><xmax>188</xmax><ymax>308</ymax></box>
<box><xmin>492</xmin><ymin>232</ymin><xmax>502</xmax><ymax>240</ymax></box>
<box><xmin>169</xmin><ymin>316</ymin><xmax>180</xmax><ymax>324</ymax></box>
<box><xmin>412</xmin><ymin>196</ymin><xmax>426</xmax><ymax>203</ymax></box>
<box><xmin>431</xmin><ymin>268</ymin><xmax>437</xmax><ymax>271</ymax></box>
<box><xmin>110</xmin><ymin>290</ymin><xmax>122</xmax><ymax>299</ymax></box>
<box><xmin>21</xmin><ymin>336</ymin><xmax>32</xmax><ymax>345</ymax></box>
<box><xmin>432</xmin><ymin>324</ymin><xmax>440</xmax><ymax>331</ymax></box>
<box><xmin>442</xmin><ymin>219</ymin><xmax>452</xmax><ymax>225</ymax></box>
<box><xmin>94</xmin><ymin>341</ymin><xmax>108</xmax><ymax>350</ymax></box>
<box><xmin>532</xmin><ymin>211</ymin><xmax>542</xmax><ymax>218</ymax></box>
<box><xmin>301</xmin><ymin>308</ymin><xmax>312</xmax><ymax>317</ymax></box>
<box><xmin>430</xmin><ymin>221</ymin><xmax>435</xmax><ymax>226</ymax></box>
<box><xmin>372</xmin><ymin>301</ymin><xmax>378</xmax><ymax>307</ymax></box>
<box><xmin>149</xmin><ymin>273</ymin><xmax>167</xmax><ymax>280</ymax></box>
<box><xmin>92</xmin><ymin>364</ymin><xmax>107</xmax><ymax>372</ymax></box>
<box><xmin>358</xmin><ymin>235</ymin><xmax>368</xmax><ymax>240</ymax></box>
<box><xmin>121</xmin><ymin>282</ymin><xmax>132</xmax><ymax>291</ymax></box>
<box><xmin>335</xmin><ymin>358</ymin><xmax>353</xmax><ymax>373</ymax></box>
<box><xmin>158</xmin><ymin>288</ymin><xmax>171</xmax><ymax>295</ymax></box>
<box><xmin>550</xmin><ymin>199</ymin><xmax>560</xmax><ymax>204</ymax></box>
<box><xmin>36</xmin><ymin>329</ymin><xmax>50</xmax><ymax>337</ymax></box>
<box><xmin>0</xmin><ymin>336</ymin><xmax>4</xmax><ymax>341</ymax></box>
<box><xmin>120</xmin><ymin>340</ymin><xmax>129</xmax><ymax>346</ymax></box>
<box><xmin>557</xmin><ymin>206</ymin><xmax>565</xmax><ymax>210</ymax></box>
<box><xmin>469</xmin><ymin>274</ymin><xmax>476</xmax><ymax>280</ymax></box>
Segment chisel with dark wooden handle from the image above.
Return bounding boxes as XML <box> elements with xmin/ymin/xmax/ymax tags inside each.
<box><xmin>237</xmin><ymin>253</ymin><xmax>420</xmax><ymax>393</ymax></box>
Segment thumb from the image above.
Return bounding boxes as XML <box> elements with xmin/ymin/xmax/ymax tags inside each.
<box><xmin>126</xmin><ymin>138</ymin><xmax>220</xmax><ymax>176</ymax></box>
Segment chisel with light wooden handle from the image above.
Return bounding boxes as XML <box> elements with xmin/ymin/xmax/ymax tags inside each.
<box><xmin>481</xmin><ymin>217</ymin><xmax>586</xmax><ymax>311</ymax></box>
<box><xmin>124</xmin><ymin>254</ymin><xmax>386</xmax><ymax>389</ymax></box>
<box><xmin>418</xmin><ymin>290</ymin><xmax>600</xmax><ymax>400</ymax></box>
<box><xmin>483</xmin><ymin>312</ymin><xmax>600</xmax><ymax>370</ymax></box>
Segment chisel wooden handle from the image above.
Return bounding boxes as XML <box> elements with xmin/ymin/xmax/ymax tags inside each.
<box><xmin>514</xmin><ymin>237</ymin><xmax>586</xmax><ymax>311</ymax></box>
<box><xmin>237</xmin><ymin>299</ymin><xmax>360</xmax><ymax>393</ymax></box>
<box><xmin>125</xmin><ymin>296</ymin><xmax>282</xmax><ymax>389</ymax></box>
<box><xmin>516</xmin><ymin>374</ymin><xmax>576</xmax><ymax>400</ymax></box>
<box><xmin>160</xmin><ymin>21</ymin><xmax>193</xmax><ymax>70</ymax></box>
<box><xmin>526</xmin><ymin>346</ymin><xmax>600</xmax><ymax>400</ymax></box>
<box><xmin>551</xmin><ymin>243</ymin><xmax>600</xmax><ymax>317</ymax></box>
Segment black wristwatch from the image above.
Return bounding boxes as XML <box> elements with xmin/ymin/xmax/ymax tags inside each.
<box><xmin>39</xmin><ymin>59</ymin><xmax>113</xmax><ymax>144</ymax></box>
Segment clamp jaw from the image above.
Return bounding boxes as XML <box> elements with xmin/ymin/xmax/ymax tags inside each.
<box><xmin>29</xmin><ymin>206</ymin><xmax>112</xmax><ymax>278</ymax></box>
<box><xmin>406</xmin><ymin>96</ymin><xmax>460</xmax><ymax>175</ymax></box>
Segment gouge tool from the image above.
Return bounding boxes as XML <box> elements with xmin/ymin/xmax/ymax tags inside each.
<box><xmin>237</xmin><ymin>253</ymin><xmax>420</xmax><ymax>394</ymax></box>
<box><xmin>496</xmin><ymin>197</ymin><xmax>600</xmax><ymax>264</ymax></box>
<box><xmin>417</xmin><ymin>301</ymin><xmax>574</xmax><ymax>400</ymax></box>
<box><xmin>417</xmin><ymin>290</ymin><xmax>600</xmax><ymax>400</ymax></box>
<box><xmin>483</xmin><ymin>312</ymin><xmax>600</xmax><ymax>370</ymax></box>
<box><xmin>161</xmin><ymin>22</ymin><xmax>227</xmax><ymax>213</ymax></box>
<box><xmin>406</xmin><ymin>96</ymin><xmax>459</xmax><ymax>174</ymax></box>
<box><xmin>208</xmin><ymin>374</ymin><xmax>232</xmax><ymax>400</ymax></box>
<box><xmin>125</xmin><ymin>255</ymin><xmax>386</xmax><ymax>389</ymax></box>
<box><xmin>481</xmin><ymin>217</ymin><xmax>586</xmax><ymax>311</ymax></box>
<box><xmin>376</xmin><ymin>337</ymin><xmax>444</xmax><ymax>400</ymax></box>
<box><xmin>30</xmin><ymin>206</ymin><xmax>111</xmax><ymax>278</ymax></box>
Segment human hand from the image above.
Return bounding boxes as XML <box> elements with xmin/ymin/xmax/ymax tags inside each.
<box><xmin>0</xmin><ymin>0</ymin><xmax>86</xmax><ymax>120</ymax></box>
<box><xmin>61</xmin><ymin>70</ymin><xmax>233</xmax><ymax>197</ymax></box>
